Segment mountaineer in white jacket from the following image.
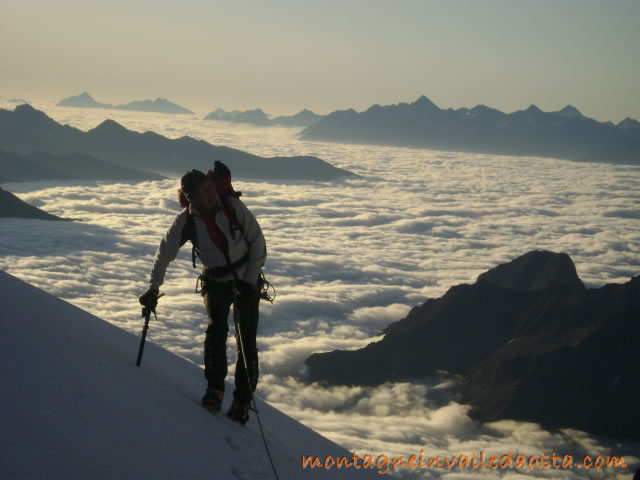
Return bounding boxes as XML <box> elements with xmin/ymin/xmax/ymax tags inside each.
<box><xmin>138</xmin><ymin>166</ymin><xmax>266</xmax><ymax>424</ymax></box>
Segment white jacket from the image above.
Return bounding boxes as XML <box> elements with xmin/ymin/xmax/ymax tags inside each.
<box><xmin>148</xmin><ymin>192</ymin><xmax>266</xmax><ymax>291</ymax></box>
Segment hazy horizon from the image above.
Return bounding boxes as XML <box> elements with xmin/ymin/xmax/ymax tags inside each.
<box><xmin>1</xmin><ymin>0</ymin><xmax>639</xmax><ymax>123</ymax></box>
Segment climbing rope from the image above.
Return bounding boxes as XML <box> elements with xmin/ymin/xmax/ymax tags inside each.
<box><xmin>231</xmin><ymin>277</ymin><xmax>280</xmax><ymax>480</ymax></box>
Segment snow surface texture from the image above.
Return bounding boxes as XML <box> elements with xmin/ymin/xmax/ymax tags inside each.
<box><xmin>0</xmin><ymin>269</ymin><xmax>378</xmax><ymax>479</ymax></box>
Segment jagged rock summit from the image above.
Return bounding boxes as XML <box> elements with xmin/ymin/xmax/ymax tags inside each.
<box><xmin>305</xmin><ymin>250</ymin><xmax>639</xmax><ymax>440</ymax></box>
<box><xmin>476</xmin><ymin>250</ymin><xmax>585</xmax><ymax>292</ymax></box>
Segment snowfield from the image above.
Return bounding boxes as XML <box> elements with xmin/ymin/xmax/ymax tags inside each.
<box><xmin>0</xmin><ymin>268</ymin><xmax>378</xmax><ymax>479</ymax></box>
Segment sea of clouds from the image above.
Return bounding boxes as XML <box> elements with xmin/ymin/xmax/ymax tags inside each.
<box><xmin>1</xmin><ymin>99</ymin><xmax>638</xmax><ymax>478</ymax></box>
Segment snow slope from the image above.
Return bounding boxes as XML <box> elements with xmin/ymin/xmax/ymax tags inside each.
<box><xmin>0</xmin><ymin>269</ymin><xmax>378</xmax><ymax>479</ymax></box>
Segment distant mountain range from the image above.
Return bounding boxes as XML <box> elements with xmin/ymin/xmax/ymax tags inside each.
<box><xmin>0</xmin><ymin>149</ymin><xmax>164</xmax><ymax>183</ymax></box>
<box><xmin>204</xmin><ymin>108</ymin><xmax>324</xmax><ymax>127</ymax></box>
<box><xmin>57</xmin><ymin>92</ymin><xmax>194</xmax><ymax>115</ymax></box>
<box><xmin>0</xmin><ymin>95</ymin><xmax>30</xmax><ymax>104</ymax></box>
<box><xmin>0</xmin><ymin>104</ymin><xmax>354</xmax><ymax>181</ymax></box>
<box><xmin>0</xmin><ymin>186</ymin><xmax>68</xmax><ymax>220</ymax></box>
<box><xmin>306</xmin><ymin>250</ymin><xmax>639</xmax><ymax>440</ymax></box>
<box><xmin>299</xmin><ymin>96</ymin><xmax>640</xmax><ymax>165</ymax></box>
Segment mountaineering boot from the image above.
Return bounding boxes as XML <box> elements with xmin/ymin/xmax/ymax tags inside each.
<box><xmin>227</xmin><ymin>399</ymin><xmax>250</xmax><ymax>425</ymax></box>
<box><xmin>201</xmin><ymin>387</ymin><xmax>224</xmax><ymax>413</ymax></box>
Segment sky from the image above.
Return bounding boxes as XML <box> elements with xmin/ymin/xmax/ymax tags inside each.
<box><xmin>1</xmin><ymin>0</ymin><xmax>639</xmax><ymax>122</ymax></box>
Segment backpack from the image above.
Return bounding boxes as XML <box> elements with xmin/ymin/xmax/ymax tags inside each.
<box><xmin>177</xmin><ymin>160</ymin><xmax>248</xmax><ymax>268</ymax></box>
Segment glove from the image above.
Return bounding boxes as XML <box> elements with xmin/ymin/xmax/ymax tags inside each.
<box><xmin>236</xmin><ymin>280</ymin><xmax>257</xmax><ymax>298</ymax></box>
<box><xmin>139</xmin><ymin>288</ymin><xmax>160</xmax><ymax>311</ymax></box>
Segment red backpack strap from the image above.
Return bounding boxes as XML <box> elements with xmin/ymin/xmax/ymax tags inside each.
<box><xmin>206</xmin><ymin>161</ymin><xmax>246</xmax><ymax>239</ymax></box>
<box><xmin>203</xmin><ymin>215</ymin><xmax>228</xmax><ymax>252</ymax></box>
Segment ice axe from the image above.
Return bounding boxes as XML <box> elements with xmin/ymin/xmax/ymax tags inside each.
<box><xmin>136</xmin><ymin>292</ymin><xmax>164</xmax><ymax>367</ymax></box>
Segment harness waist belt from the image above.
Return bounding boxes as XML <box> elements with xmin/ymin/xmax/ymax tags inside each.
<box><xmin>202</xmin><ymin>251</ymin><xmax>250</xmax><ymax>278</ymax></box>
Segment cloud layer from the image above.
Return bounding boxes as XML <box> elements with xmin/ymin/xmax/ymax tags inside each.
<box><xmin>1</xmin><ymin>100</ymin><xmax>639</xmax><ymax>478</ymax></box>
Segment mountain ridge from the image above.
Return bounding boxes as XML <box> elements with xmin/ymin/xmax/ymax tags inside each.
<box><xmin>305</xmin><ymin>250</ymin><xmax>640</xmax><ymax>440</ymax></box>
<box><xmin>299</xmin><ymin>96</ymin><xmax>640</xmax><ymax>165</ymax></box>
<box><xmin>204</xmin><ymin>107</ymin><xmax>325</xmax><ymax>127</ymax></box>
<box><xmin>0</xmin><ymin>186</ymin><xmax>69</xmax><ymax>220</ymax></box>
<box><xmin>0</xmin><ymin>149</ymin><xmax>164</xmax><ymax>183</ymax></box>
<box><xmin>0</xmin><ymin>104</ymin><xmax>355</xmax><ymax>181</ymax></box>
<box><xmin>57</xmin><ymin>91</ymin><xmax>194</xmax><ymax>115</ymax></box>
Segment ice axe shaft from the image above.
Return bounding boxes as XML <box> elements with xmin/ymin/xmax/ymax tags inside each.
<box><xmin>136</xmin><ymin>292</ymin><xmax>164</xmax><ymax>367</ymax></box>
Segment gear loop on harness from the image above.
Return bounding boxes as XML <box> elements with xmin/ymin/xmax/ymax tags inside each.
<box><xmin>257</xmin><ymin>272</ymin><xmax>276</xmax><ymax>303</ymax></box>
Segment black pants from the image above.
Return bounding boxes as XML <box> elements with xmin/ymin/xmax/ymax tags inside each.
<box><xmin>202</xmin><ymin>279</ymin><xmax>260</xmax><ymax>404</ymax></box>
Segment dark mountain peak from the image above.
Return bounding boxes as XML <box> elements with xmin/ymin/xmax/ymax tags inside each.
<box><xmin>470</xmin><ymin>104</ymin><xmax>491</xmax><ymax>112</ymax></box>
<box><xmin>10</xmin><ymin>103</ymin><xmax>59</xmax><ymax>127</ymax></box>
<box><xmin>204</xmin><ymin>107</ymin><xmax>269</xmax><ymax>124</ymax></box>
<box><xmin>525</xmin><ymin>104</ymin><xmax>543</xmax><ymax>114</ymax></box>
<box><xmin>144</xmin><ymin>97</ymin><xmax>173</xmax><ymax>106</ymax></box>
<box><xmin>57</xmin><ymin>91</ymin><xmax>106</xmax><ymax>108</ymax></box>
<box><xmin>115</xmin><ymin>97</ymin><xmax>194</xmax><ymax>114</ymax></box>
<box><xmin>269</xmin><ymin>109</ymin><xmax>324</xmax><ymax>127</ymax></box>
<box><xmin>0</xmin><ymin>186</ymin><xmax>67</xmax><ymax>220</ymax></box>
<box><xmin>412</xmin><ymin>95</ymin><xmax>440</xmax><ymax>110</ymax></box>
<box><xmin>476</xmin><ymin>250</ymin><xmax>584</xmax><ymax>292</ymax></box>
<box><xmin>328</xmin><ymin>108</ymin><xmax>357</xmax><ymax>117</ymax></box>
<box><xmin>465</xmin><ymin>104</ymin><xmax>506</xmax><ymax>120</ymax></box>
<box><xmin>556</xmin><ymin>104</ymin><xmax>585</xmax><ymax>119</ymax></box>
<box><xmin>291</xmin><ymin>109</ymin><xmax>318</xmax><ymax>118</ymax></box>
<box><xmin>14</xmin><ymin>102</ymin><xmax>38</xmax><ymax>114</ymax></box>
<box><xmin>89</xmin><ymin>118</ymin><xmax>129</xmax><ymax>135</ymax></box>
<box><xmin>617</xmin><ymin>117</ymin><xmax>640</xmax><ymax>130</ymax></box>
